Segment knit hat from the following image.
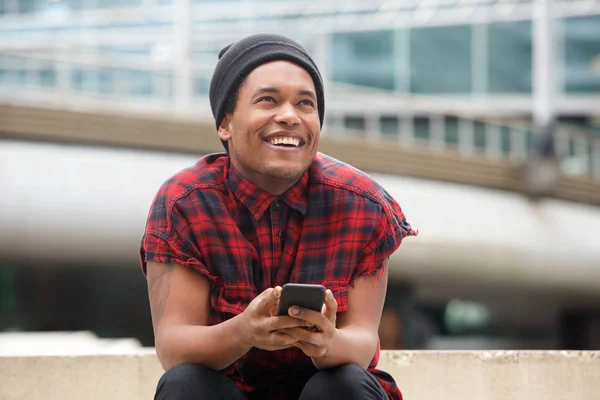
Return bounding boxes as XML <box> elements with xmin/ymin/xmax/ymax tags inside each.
<box><xmin>209</xmin><ymin>33</ymin><xmax>325</xmax><ymax>150</ymax></box>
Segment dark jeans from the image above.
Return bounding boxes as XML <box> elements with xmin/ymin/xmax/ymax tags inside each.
<box><xmin>154</xmin><ymin>362</ymin><xmax>388</xmax><ymax>400</ymax></box>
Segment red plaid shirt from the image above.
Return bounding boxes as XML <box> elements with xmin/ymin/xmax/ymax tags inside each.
<box><xmin>141</xmin><ymin>152</ymin><xmax>416</xmax><ymax>400</ymax></box>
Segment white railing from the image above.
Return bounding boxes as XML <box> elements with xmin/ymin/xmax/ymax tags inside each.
<box><xmin>0</xmin><ymin>50</ymin><xmax>598</xmax><ymax>181</ymax></box>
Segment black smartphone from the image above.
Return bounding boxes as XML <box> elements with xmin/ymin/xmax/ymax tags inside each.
<box><xmin>276</xmin><ymin>283</ymin><xmax>326</xmax><ymax>316</ymax></box>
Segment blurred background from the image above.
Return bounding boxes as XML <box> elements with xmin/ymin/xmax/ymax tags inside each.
<box><xmin>0</xmin><ymin>0</ymin><xmax>599</xmax><ymax>355</ymax></box>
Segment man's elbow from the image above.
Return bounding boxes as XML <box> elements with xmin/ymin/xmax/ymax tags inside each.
<box><xmin>154</xmin><ymin>328</ymin><xmax>190</xmax><ymax>371</ymax></box>
<box><xmin>155</xmin><ymin>336</ymin><xmax>178</xmax><ymax>371</ymax></box>
<box><xmin>155</xmin><ymin>330</ymin><xmax>228</xmax><ymax>372</ymax></box>
<box><xmin>356</xmin><ymin>331</ymin><xmax>380</xmax><ymax>369</ymax></box>
<box><xmin>332</xmin><ymin>327</ymin><xmax>379</xmax><ymax>370</ymax></box>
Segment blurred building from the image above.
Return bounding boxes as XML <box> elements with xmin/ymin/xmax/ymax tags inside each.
<box><xmin>1</xmin><ymin>0</ymin><xmax>599</xmax><ymax>351</ymax></box>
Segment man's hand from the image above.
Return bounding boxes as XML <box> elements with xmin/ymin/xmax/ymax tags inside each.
<box><xmin>238</xmin><ymin>286</ymin><xmax>311</xmax><ymax>351</ymax></box>
<box><xmin>280</xmin><ymin>289</ymin><xmax>338</xmax><ymax>358</ymax></box>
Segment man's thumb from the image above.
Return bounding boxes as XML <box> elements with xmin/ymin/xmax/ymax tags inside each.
<box><xmin>260</xmin><ymin>286</ymin><xmax>281</xmax><ymax>310</ymax></box>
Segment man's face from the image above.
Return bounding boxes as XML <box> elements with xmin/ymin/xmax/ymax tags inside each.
<box><xmin>218</xmin><ymin>60</ymin><xmax>321</xmax><ymax>192</ymax></box>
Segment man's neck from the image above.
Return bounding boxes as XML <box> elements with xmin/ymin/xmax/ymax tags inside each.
<box><xmin>250</xmin><ymin>175</ymin><xmax>299</xmax><ymax>196</ymax></box>
<box><xmin>231</xmin><ymin>164</ymin><xmax>300</xmax><ymax>196</ymax></box>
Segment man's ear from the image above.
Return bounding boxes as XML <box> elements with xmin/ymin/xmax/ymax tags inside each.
<box><xmin>218</xmin><ymin>115</ymin><xmax>232</xmax><ymax>142</ymax></box>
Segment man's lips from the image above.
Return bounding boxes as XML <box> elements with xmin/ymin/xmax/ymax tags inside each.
<box><xmin>263</xmin><ymin>140</ymin><xmax>305</xmax><ymax>152</ymax></box>
<box><xmin>262</xmin><ymin>131</ymin><xmax>307</xmax><ymax>150</ymax></box>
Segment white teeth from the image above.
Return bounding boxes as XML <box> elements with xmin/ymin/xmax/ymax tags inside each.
<box><xmin>268</xmin><ymin>137</ymin><xmax>301</xmax><ymax>147</ymax></box>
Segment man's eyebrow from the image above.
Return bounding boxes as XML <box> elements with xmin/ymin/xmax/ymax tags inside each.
<box><xmin>253</xmin><ymin>87</ymin><xmax>279</xmax><ymax>96</ymax></box>
<box><xmin>299</xmin><ymin>89</ymin><xmax>316</xmax><ymax>100</ymax></box>
<box><xmin>252</xmin><ymin>87</ymin><xmax>316</xmax><ymax>100</ymax></box>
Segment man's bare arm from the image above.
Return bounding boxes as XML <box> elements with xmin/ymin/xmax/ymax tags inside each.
<box><xmin>147</xmin><ymin>261</ymin><xmax>252</xmax><ymax>371</ymax></box>
<box><xmin>311</xmin><ymin>259</ymin><xmax>390</xmax><ymax>370</ymax></box>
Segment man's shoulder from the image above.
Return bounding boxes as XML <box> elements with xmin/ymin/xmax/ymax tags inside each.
<box><xmin>309</xmin><ymin>152</ymin><xmax>390</xmax><ymax>205</ymax></box>
<box><xmin>155</xmin><ymin>153</ymin><xmax>229</xmax><ymax>204</ymax></box>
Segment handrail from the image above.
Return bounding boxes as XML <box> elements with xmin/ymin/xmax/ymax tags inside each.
<box><xmin>0</xmin><ymin>50</ymin><xmax>598</xmax><ymax>182</ymax></box>
<box><xmin>1</xmin><ymin>100</ymin><xmax>599</xmax><ymax>205</ymax></box>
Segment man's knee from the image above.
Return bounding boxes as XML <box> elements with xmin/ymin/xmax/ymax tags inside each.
<box><xmin>301</xmin><ymin>364</ymin><xmax>386</xmax><ymax>400</ymax></box>
<box><xmin>159</xmin><ymin>363</ymin><xmax>213</xmax><ymax>386</ymax></box>
<box><xmin>155</xmin><ymin>363</ymin><xmax>219</xmax><ymax>399</ymax></box>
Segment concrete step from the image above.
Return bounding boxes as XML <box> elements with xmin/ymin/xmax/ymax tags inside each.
<box><xmin>1</xmin><ymin>350</ymin><xmax>599</xmax><ymax>399</ymax></box>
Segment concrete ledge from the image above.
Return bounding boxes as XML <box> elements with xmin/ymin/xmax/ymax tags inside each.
<box><xmin>1</xmin><ymin>351</ymin><xmax>599</xmax><ymax>399</ymax></box>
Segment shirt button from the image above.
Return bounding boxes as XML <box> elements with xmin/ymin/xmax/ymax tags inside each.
<box><xmin>278</xmin><ymin>230</ymin><xmax>283</xmax><ymax>237</ymax></box>
<box><xmin>274</xmin><ymin>201</ymin><xmax>280</xmax><ymax>208</ymax></box>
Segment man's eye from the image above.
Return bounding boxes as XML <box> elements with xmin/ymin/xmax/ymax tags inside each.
<box><xmin>258</xmin><ymin>96</ymin><xmax>276</xmax><ymax>103</ymax></box>
<box><xmin>299</xmin><ymin>99</ymin><xmax>315</xmax><ymax>107</ymax></box>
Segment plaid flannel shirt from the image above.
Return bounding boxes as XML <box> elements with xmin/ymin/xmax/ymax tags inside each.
<box><xmin>141</xmin><ymin>152</ymin><xmax>416</xmax><ymax>400</ymax></box>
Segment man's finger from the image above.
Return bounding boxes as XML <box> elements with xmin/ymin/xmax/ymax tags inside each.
<box><xmin>323</xmin><ymin>289</ymin><xmax>337</xmax><ymax>320</ymax></box>
<box><xmin>280</xmin><ymin>327</ymin><xmax>319</xmax><ymax>344</ymax></box>
<box><xmin>266</xmin><ymin>315</ymin><xmax>309</xmax><ymax>331</ymax></box>
<box><xmin>268</xmin><ymin>331</ymin><xmax>297</xmax><ymax>347</ymax></box>
<box><xmin>288</xmin><ymin>307</ymin><xmax>324</xmax><ymax>327</ymax></box>
<box><xmin>259</xmin><ymin>286</ymin><xmax>282</xmax><ymax>311</ymax></box>
<box><xmin>293</xmin><ymin>341</ymin><xmax>327</xmax><ymax>358</ymax></box>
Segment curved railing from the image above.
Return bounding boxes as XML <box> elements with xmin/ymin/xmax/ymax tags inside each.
<box><xmin>1</xmin><ymin>50</ymin><xmax>597</xmax><ymax>183</ymax></box>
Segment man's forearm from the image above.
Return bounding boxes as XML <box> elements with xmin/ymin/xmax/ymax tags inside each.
<box><xmin>156</xmin><ymin>314</ymin><xmax>252</xmax><ymax>371</ymax></box>
<box><xmin>311</xmin><ymin>326</ymin><xmax>378</xmax><ymax>370</ymax></box>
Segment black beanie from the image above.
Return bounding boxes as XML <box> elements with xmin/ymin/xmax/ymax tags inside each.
<box><xmin>209</xmin><ymin>33</ymin><xmax>325</xmax><ymax>150</ymax></box>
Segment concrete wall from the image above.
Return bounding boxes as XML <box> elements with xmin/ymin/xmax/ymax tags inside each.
<box><xmin>1</xmin><ymin>351</ymin><xmax>599</xmax><ymax>399</ymax></box>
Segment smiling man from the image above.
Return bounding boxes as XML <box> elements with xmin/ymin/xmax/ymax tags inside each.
<box><xmin>140</xmin><ymin>33</ymin><xmax>417</xmax><ymax>400</ymax></box>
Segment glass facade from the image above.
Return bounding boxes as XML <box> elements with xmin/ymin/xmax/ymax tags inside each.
<box><xmin>564</xmin><ymin>15</ymin><xmax>600</xmax><ymax>94</ymax></box>
<box><xmin>1</xmin><ymin>5</ymin><xmax>599</xmax><ymax>97</ymax></box>
<box><xmin>410</xmin><ymin>25</ymin><xmax>472</xmax><ymax>94</ymax></box>
<box><xmin>331</xmin><ymin>30</ymin><xmax>396</xmax><ymax>90</ymax></box>
<box><xmin>327</xmin><ymin>17</ymin><xmax>599</xmax><ymax>96</ymax></box>
<box><xmin>487</xmin><ymin>20</ymin><xmax>533</xmax><ymax>94</ymax></box>
<box><xmin>14</xmin><ymin>0</ymin><xmax>144</xmax><ymax>13</ymax></box>
<box><xmin>0</xmin><ymin>2</ymin><xmax>598</xmax><ymax>166</ymax></box>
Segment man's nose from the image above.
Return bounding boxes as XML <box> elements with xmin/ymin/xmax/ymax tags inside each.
<box><xmin>275</xmin><ymin>103</ymin><xmax>301</xmax><ymax>126</ymax></box>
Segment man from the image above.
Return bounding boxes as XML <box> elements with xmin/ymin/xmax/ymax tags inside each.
<box><xmin>140</xmin><ymin>33</ymin><xmax>417</xmax><ymax>400</ymax></box>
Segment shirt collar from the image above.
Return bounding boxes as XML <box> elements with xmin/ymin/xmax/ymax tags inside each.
<box><xmin>227</xmin><ymin>162</ymin><xmax>308</xmax><ymax>220</ymax></box>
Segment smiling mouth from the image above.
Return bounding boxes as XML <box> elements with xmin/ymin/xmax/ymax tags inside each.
<box><xmin>264</xmin><ymin>136</ymin><xmax>305</xmax><ymax>148</ymax></box>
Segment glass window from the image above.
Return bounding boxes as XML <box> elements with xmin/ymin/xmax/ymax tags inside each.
<box><xmin>330</xmin><ymin>30</ymin><xmax>395</xmax><ymax>90</ymax></box>
<box><xmin>15</xmin><ymin>70</ymin><xmax>27</xmax><ymax>86</ymax></box>
<box><xmin>444</xmin><ymin>116</ymin><xmax>459</xmax><ymax>146</ymax></box>
<box><xmin>410</xmin><ymin>25</ymin><xmax>472</xmax><ymax>94</ymax></box>
<box><xmin>487</xmin><ymin>21</ymin><xmax>532</xmax><ymax>94</ymax></box>
<box><xmin>121</xmin><ymin>70</ymin><xmax>153</xmax><ymax>97</ymax></box>
<box><xmin>568</xmin><ymin>138</ymin><xmax>576</xmax><ymax>158</ymax></box>
<box><xmin>563</xmin><ymin>15</ymin><xmax>600</xmax><ymax>94</ymax></box>
<box><xmin>501</xmin><ymin>126</ymin><xmax>511</xmax><ymax>156</ymax></box>
<box><xmin>414</xmin><ymin>116</ymin><xmax>430</xmax><ymax>141</ymax></box>
<box><xmin>18</xmin><ymin>0</ymin><xmax>81</xmax><ymax>13</ymax></box>
<box><xmin>525</xmin><ymin>130</ymin><xmax>534</xmax><ymax>152</ymax></box>
<box><xmin>558</xmin><ymin>116</ymin><xmax>600</xmax><ymax>136</ymax></box>
<box><xmin>381</xmin><ymin>116</ymin><xmax>399</xmax><ymax>138</ymax></box>
<box><xmin>98</xmin><ymin>69</ymin><xmax>116</xmax><ymax>94</ymax></box>
<box><xmin>73</xmin><ymin>68</ymin><xmax>117</xmax><ymax>94</ymax></box>
<box><xmin>588</xmin><ymin>144</ymin><xmax>594</xmax><ymax>177</ymax></box>
<box><xmin>18</xmin><ymin>0</ymin><xmax>40</xmax><ymax>13</ymax></box>
<box><xmin>344</xmin><ymin>116</ymin><xmax>366</xmax><ymax>133</ymax></box>
<box><xmin>153</xmin><ymin>73</ymin><xmax>173</xmax><ymax>99</ymax></box>
<box><xmin>474</xmin><ymin>121</ymin><xmax>486</xmax><ymax>150</ymax></box>
<box><xmin>194</xmin><ymin>77</ymin><xmax>210</xmax><ymax>97</ymax></box>
<box><xmin>39</xmin><ymin>68</ymin><xmax>57</xmax><ymax>87</ymax></box>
